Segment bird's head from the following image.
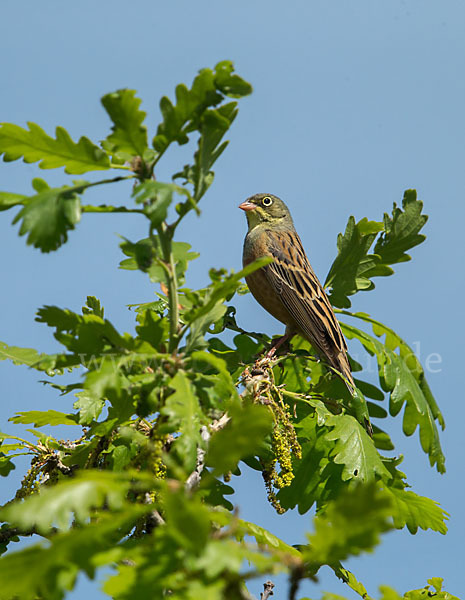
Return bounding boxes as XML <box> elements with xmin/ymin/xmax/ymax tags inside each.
<box><xmin>239</xmin><ymin>193</ymin><xmax>294</xmax><ymax>231</ymax></box>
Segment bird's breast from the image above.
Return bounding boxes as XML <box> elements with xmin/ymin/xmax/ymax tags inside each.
<box><xmin>242</xmin><ymin>230</ymin><xmax>293</xmax><ymax>327</ymax></box>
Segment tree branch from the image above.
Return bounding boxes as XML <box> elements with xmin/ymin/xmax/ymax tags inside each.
<box><xmin>185</xmin><ymin>425</ymin><xmax>210</xmax><ymax>491</ymax></box>
<box><xmin>156</xmin><ymin>222</ymin><xmax>180</xmax><ymax>353</ymax></box>
<box><xmin>260</xmin><ymin>580</ymin><xmax>275</xmax><ymax>600</ymax></box>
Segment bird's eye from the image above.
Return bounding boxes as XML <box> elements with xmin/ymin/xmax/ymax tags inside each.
<box><xmin>262</xmin><ymin>196</ymin><xmax>273</xmax><ymax>206</ymax></box>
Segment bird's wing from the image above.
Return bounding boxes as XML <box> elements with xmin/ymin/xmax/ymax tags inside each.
<box><xmin>263</xmin><ymin>228</ymin><xmax>347</xmax><ymax>361</ymax></box>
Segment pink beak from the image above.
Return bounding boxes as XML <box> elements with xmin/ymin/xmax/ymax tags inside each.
<box><xmin>239</xmin><ymin>201</ymin><xmax>257</xmax><ymax>212</ymax></box>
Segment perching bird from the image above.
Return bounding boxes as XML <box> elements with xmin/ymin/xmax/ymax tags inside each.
<box><xmin>239</xmin><ymin>193</ymin><xmax>355</xmax><ymax>392</ymax></box>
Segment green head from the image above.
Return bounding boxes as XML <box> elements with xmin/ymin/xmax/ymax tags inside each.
<box><xmin>239</xmin><ymin>193</ymin><xmax>294</xmax><ymax>231</ymax></box>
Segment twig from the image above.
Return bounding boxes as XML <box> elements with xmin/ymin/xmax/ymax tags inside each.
<box><xmin>185</xmin><ymin>426</ymin><xmax>210</xmax><ymax>491</ymax></box>
<box><xmin>260</xmin><ymin>580</ymin><xmax>275</xmax><ymax>600</ymax></box>
<box><xmin>185</xmin><ymin>415</ymin><xmax>232</xmax><ymax>491</ymax></box>
<box><xmin>210</xmin><ymin>413</ymin><xmax>231</xmax><ymax>432</ymax></box>
<box><xmin>156</xmin><ymin>222</ymin><xmax>181</xmax><ymax>353</ymax></box>
<box><xmin>224</xmin><ymin>320</ymin><xmax>270</xmax><ymax>346</ymax></box>
<box><xmin>0</xmin><ymin>525</ymin><xmax>57</xmax><ymax>545</ymax></box>
<box><xmin>142</xmin><ymin>492</ymin><xmax>165</xmax><ymax>533</ymax></box>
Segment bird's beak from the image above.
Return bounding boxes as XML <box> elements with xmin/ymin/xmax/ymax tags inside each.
<box><xmin>239</xmin><ymin>201</ymin><xmax>257</xmax><ymax>212</ymax></box>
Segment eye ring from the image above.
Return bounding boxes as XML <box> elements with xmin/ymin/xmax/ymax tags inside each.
<box><xmin>262</xmin><ymin>196</ymin><xmax>273</xmax><ymax>206</ymax></box>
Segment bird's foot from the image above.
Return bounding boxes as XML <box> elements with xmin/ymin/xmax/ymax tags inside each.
<box><xmin>266</xmin><ymin>332</ymin><xmax>292</xmax><ymax>358</ymax></box>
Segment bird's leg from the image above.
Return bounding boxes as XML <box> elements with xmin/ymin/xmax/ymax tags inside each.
<box><xmin>266</xmin><ymin>329</ymin><xmax>293</xmax><ymax>358</ymax></box>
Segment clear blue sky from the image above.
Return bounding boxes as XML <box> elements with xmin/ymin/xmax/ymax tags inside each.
<box><xmin>1</xmin><ymin>1</ymin><xmax>464</xmax><ymax>598</ymax></box>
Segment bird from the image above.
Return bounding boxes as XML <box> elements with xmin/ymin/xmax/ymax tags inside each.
<box><xmin>239</xmin><ymin>192</ymin><xmax>355</xmax><ymax>392</ymax></box>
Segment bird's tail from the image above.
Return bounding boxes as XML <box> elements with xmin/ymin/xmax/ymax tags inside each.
<box><xmin>335</xmin><ymin>351</ymin><xmax>355</xmax><ymax>393</ymax></box>
<box><xmin>335</xmin><ymin>352</ymin><xmax>373</xmax><ymax>438</ymax></box>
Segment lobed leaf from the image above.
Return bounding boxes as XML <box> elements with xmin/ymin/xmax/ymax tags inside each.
<box><xmin>73</xmin><ymin>391</ymin><xmax>105</xmax><ymax>425</ymax></box>
<box><xmin>36</xmin><ymin>304</ymin><xmax>132</xmax><ymax>355</ymax></box>
<box><xmin>0</xmin><ymin>122</ymin><xmax>110</xmax><ymax>174</ymax></box>
<box><xmin>0</xmin><ymin>470</ymin><xmax>149</xmax><ymax>533</ymax></box>
<box><xmin>384</xmin><ymin>486</ymin><xmax>449</xmax><ymax>534</ymax></box>
<box><xmin>214</xmin><ymin>60</ymin><xmax>253</xmax><ymax>97</ymax></box>
<box><xmin>277</xmin><ymin>415</ymin><xmax>340</xmax><ymax>514</ymax></box>
<box><xmin>341</xmin><ymin>310</ymin><xmax>444</xmax><ymax>429</ymax></box>
<box><xmin>153</xmin><ymin>60</ymin><xmax>251</xmax><ymax>154</ymax></box>
<box><xmin>0</xmin><ymin>340</ymin><xmax>47</xmax><ymax>368</ymax></box>
<box><xmin>0</xmin><ymin>191</ymin><xmax>26</xmax><ymax>212</ymax></box>
<box><xmin>238</xmin><ymin>519</ymin><xmax>301</xmax><ymax>558</ymax></box>
<box><xmin>163</xmin><ymin>489</ymin><xmax>211</xmax><ymax>555</ymax></box>
<box><xmin>101</xmin><ymin>89</ymin><xmax>148</xmax><ymax>159</ymax></box>
<box><xmin>325</xmin><ymin>415</ymin><xmax>392</xmax><ymax>483</ymax></box>
<box><xmin>9</xmin><ymin>410</ymin><xmax>77</xmax><ymax>427</ymax></box>
<box><xmin>0</xmin><ymin>509</ymin><xmax>143</xmax><ymax>600</ymax></box>
<box><xmin>341</xmin><ymin>320</ymin><xmax>445</xmax><ymax>473</ymax></box>
<box><xmin>12</xmin><ymin>184</ymin><xmax>82</xmax><ymax>252</ymax></box>
<box><xmin>325</xmin><ymin>190</ymin><xmax>428</xmax><ymax>308</ymax></box>
<box><xmin>306</xmin><ymin>483</ymin><xmax>393</xmax><ymax>566</ymax></box>
<box><xmin>191</xmin><ymin>102</ymin><xmax>238</xmax><ymax>201</ymax></box>
<box><xmin>132</xmin><ymin>180</ymin><xmax>197</xmax><ymax>227</ymax></box>
<box><xmin>183</xmin><ymin>257</ymin><xmax>273</xmax><ymax>333</ymax></box>
<box><xmin>207</xmin><ymin>403</ymin><xmax>273</xmax><ymax>475</ymax></box>
<box><xmin>82</xmin><ymin>295</ymin><xmax>104</xmax><ymax>318</ymax></box>
<box><xmin>120</xmin><ymin>236</ymin><xmax>198</xmax><ymax>286</ymax></box>
<box><xmin>325</xmin><ymin>217</ymin><xmax>385</xmax><ymax>308</ymax></box>
<box><xmin>161</xmin><ymin>371</ymin><xmax>206</xmax><ymax>470</ymax></box>
<box><xmin>374</xmin><ymin>189</ymin><xmax>428</xmax><ymax>265</ymax></box>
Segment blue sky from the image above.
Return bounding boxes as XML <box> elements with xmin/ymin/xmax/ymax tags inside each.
<box><xmin>1</xmin><ymin>1</ymin><xmax>464</xmax><ymax>598</ymax></box>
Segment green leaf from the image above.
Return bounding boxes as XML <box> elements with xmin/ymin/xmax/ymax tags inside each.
<box><xmin>120</xmin><ymin>236</ymin><xmax>198</xmax><ymax>286</ymax></box>
<box><xmin>379</xmin><ymin>585</ymin><xmax>402</xmax><ymax>600</ymax></box>
<box><xmin>325</xmin><ymin>191</ymin><xmax>428</xmax><ymax>308</ymax></box>
<box><xmin>325</xmin><ymin>216</ymin><xmax>384</xmax><ymax>308</ymax></box>
<box><xmin>0</xmin><ymin>341</ymin><xmax>47</xmax><ymax>368</ymax></box>
<box><xmin>341</xmin><ymin>310</ymin><xmax>444</xmax><ymax>429</ymax></box>
<box><xmin>161</xmin><ymin>371</ymin><xmax>205</xmax><ymax>470</ymax></box>
<box><xmin>171</xmin><ymin>241</ymin><xmax>200</xmax><ymax>285</ymax></box>
<box><xmin>401</xmin><ymin>580</ymin><xmax>460</xmax><ymax>600</ymax></box>
<box><xmin>207</xmin><ymin>403</ymin><xmax>273</xmax><ymax>475</ymax></box>
<box><xmin>0</xmin><ymin>122</ymin><xmax>110</xmax><ymax>174</ymax></box>
<box><xmin>9</xmin><ymin>410</ymin><xmax>77</xmax><ymax>427</ymax></box>
<box><xmin>0</xmin><ymin>191</ymin><xmax>26</xmax><ymax>212</ymax></box>
<box><xmin>163</xmin><ymin>489</ymin><xmax>211</xmax><ymax>554</ymax></box>
<box><xmin>36</xmin><ymin>305</ymin><xmax>131</xmax><ymax>355</ymax></box>
<box><xmin>305</xmin><ymin>483</ymin><xmax>393</xmax><ymax>565</ymax></box>
<box><xmin>12</xmin><ymin>185</ymin><xmax>82</xmax><ymax>252</ymax></box>
<box><xmin>341</xmin><ymin>321</ymin><xmax>446</xmax><ymax>473</ymax></box>
<box><xmin>132</xmin><ymin>181</ymin><xmax>195</xmax><ymax>227</ymax></box>
<box><xmin>134</xmin><ymin>181</ymin><xmax>172</xmax><ymax>226</ymax></box>
<box><xmin>238</xmin><ymin>519</ymin><xmax>301</xmax><ymax>558</ymax></box>
<box><xmin>374</xmin><ymin>189</ymin><xmax>428</xmax><ymax>265</ymax></box>
<box><xmin>73</xmin><ymin>391</ymin><xmax>105</xmax><ymax>425</ymax></box>
<box><xmin>0</xmin><ymin>471</ymin><xmax>148</xmax><ymax>533</ymax></box>
<box><xmin>82</xmin><ymin>295</ymin><xmax>104</xmax><ymax>318</ymax></box>
<box><xmin>331</xmin><ymin>566</ymin><xmax>371</xmax><ymax>600</ymax></box>
<box><xmin>135</xmin><ymin>307</ymin><xmax>168</xmax><ymax>350</ymax></box>
<box><xmin>0</xmin><ymin>509</ymin><xmax>143</xmax><ymax>600</ymax></box>
<box><xmin>192</xmin><ymin>103</ymin><xmax>237</xmax><ymax>200</ymax></box>
<box><xmin>384</xmin><ymin>486</ymin><xmax>449</xmax><ymax>534</ymax></box>
<box><xmin>154</xmin><ymin>70</ymin><xmax>220</xmax><ymax>152</ymax></box>
<box><xmin>325</xmin><ymin>415</ymin><xmax>392</xmax><ymax>482</ymax></box>
<box><xmin>153</xmin><ymin>61</ymin><xmax>251</xmax><ymax>155</ymax></box>
<box><xmin>101</xmin><ymin>89</ymin><xmax>148</xmax><ymax>159</ymax></box>
<box><xmin>190</xmin><ymin>351</ymin><xmax>238</xmax><ymax>398</ymax></box>
<box><xmin>84</xmin><ymin>361</ymin><xmax>130</xmax><ymax>420</ymax></box>
<box><xmin>184</xmin><ymin>257</ymin><xmax>273</xmax><ymax>329</ymax></box>
<box><xmin>0</xmin><ymin>455</ymin><xmax>15</xmax><ymax>477</ymax></box>
<box><xmin>277</xmin><ymin>417</ymin><xmax>339</xmax><ymax>514</ymax></box>
<box><xmin>120</xmin><ymin>236</ymin><xmax>157</xmax><ymax>273</ymax></box>
<box><xmin>200</xmin><ymin>477</ymin><xmax>234</xmax><ymax>511</ymax></box>
<box><xmin>214</xmin><ymin>60</ymin><xmax>253</xmax><ymax>97</ymax></box>
<box><xmin>185</xmin><ymin>302</ymin><xmax>227</xmax><ymax>352</ymax></box>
